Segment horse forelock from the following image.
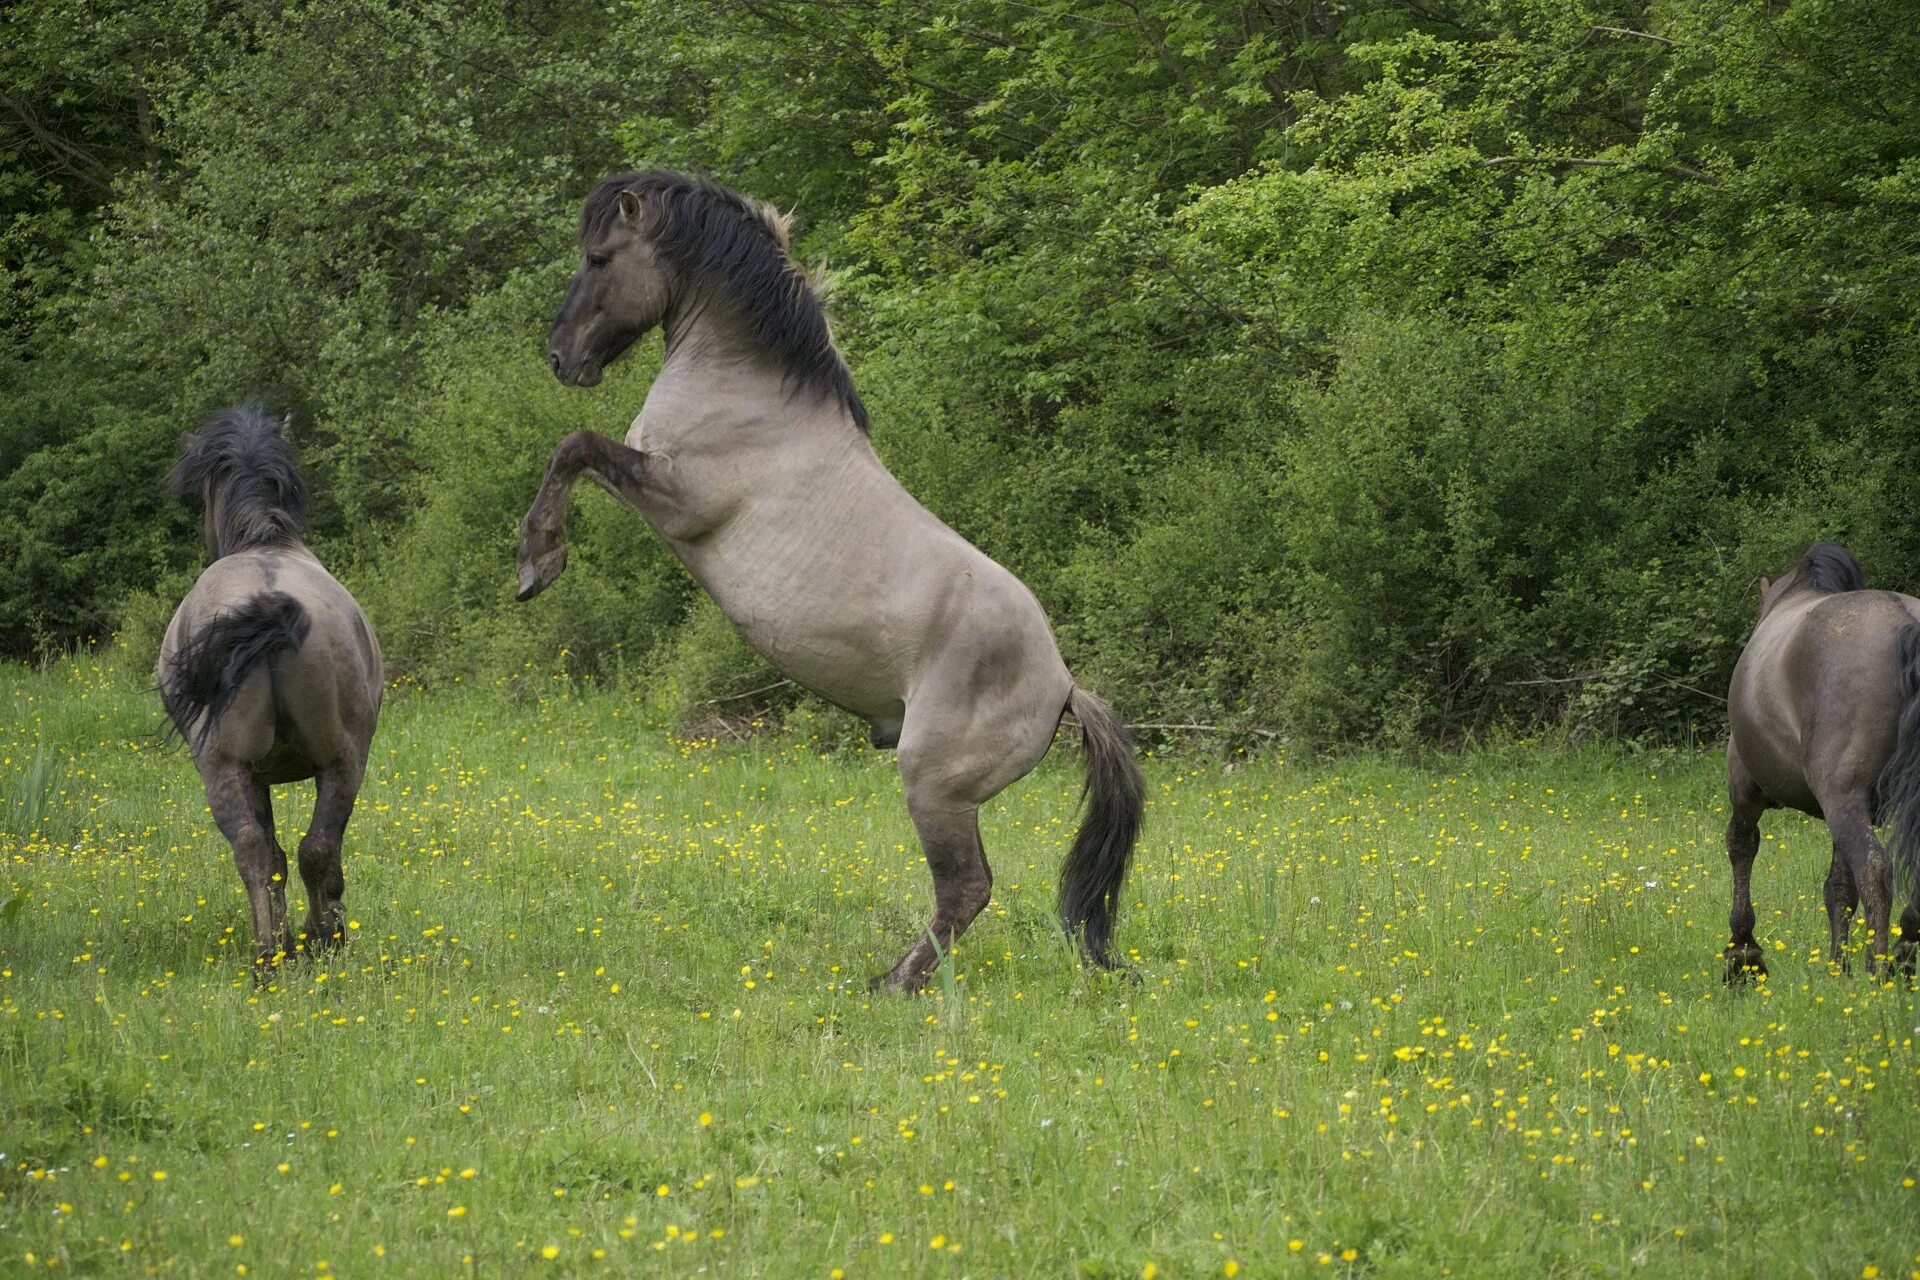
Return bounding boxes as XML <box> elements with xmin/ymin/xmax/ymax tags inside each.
<box><xmin>1794</xmin><ymin>541</ymin><xmax>1866</xmax><ymax>595</ymax></box>
<box><xmin>169</xmin><ymin>404</ymin><xmax>310</xmax><ymax>556</ymax></box>
<box><xmin>578</xmin><ymin>170</ymin><xmax>868</xmax><ymax>432</ymax></box>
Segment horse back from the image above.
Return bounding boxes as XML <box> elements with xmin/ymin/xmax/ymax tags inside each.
<box><xmin>162</xmin><ymin>547</ymin><xmax>382</xmax><ymax>777</ymax></box>
<box><xmin>1730</xmin><ymin>589</ymin><xmax>1920</xmax><ymax>810</ymax></box>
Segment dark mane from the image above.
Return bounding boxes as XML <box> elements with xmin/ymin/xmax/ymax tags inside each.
<box><xmin>1791</xmin><ymin>541</ymin><xmax>1867</xmax><ymax>595</ymax></box>
<box><xmin>580</xmin><ymin>170</ymin><xmax>868</xmax><ymax>432</ymax></box>
<box><xmin>168</xmin><ymin>404</ymin><xmax>310</xmax><ymax>556</ymax></box>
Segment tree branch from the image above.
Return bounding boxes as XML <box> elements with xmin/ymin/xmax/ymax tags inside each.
<box><xmin>1478</xmin><ymin>154</ymin><xmax>1717</xmax><ymax>185</ymax></box>
<box><xmin>0</xmin><ymin>94</ymin><xmax>115</xmax><ymax>193</ymax></box>
<box><xmin>1591</xmin><ymin>25</ymin><xmax>1678</xmax><ymax>47</ymax></box>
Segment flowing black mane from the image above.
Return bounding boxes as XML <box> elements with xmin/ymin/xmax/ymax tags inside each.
<box><xmin>168</xmin><ymin>404</ymin><xmax>310</xmax><ymax>557</ymax></box>
<box><xmin>1791</xmin><ymin>541</ymin><xmax>1867</xmax><ymax>595</ymax></box>
<box><xmin>580</xmin><ymin>170</ymin><xmax>868</xmax><ymax>432</ymax></box>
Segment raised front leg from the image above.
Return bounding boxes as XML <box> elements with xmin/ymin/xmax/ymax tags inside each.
<box><xmin>296</xmin><ymin>768</ymin><xmax>361</xmax><ymax>954</ymax></box>
<box><xmin>204</xmin><ymin>763</ymin><xmax>292</xmax><ymax>971</ymax></box>
<box><xmin>516</xmin><ymin>430</ymin><xmax>652</xmax><ymax>601</ymax></box>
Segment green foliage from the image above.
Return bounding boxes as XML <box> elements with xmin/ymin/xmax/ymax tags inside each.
<box><xmin>3</xmin><ymin>0</ymin><xmax>1918</xmax><ymax>745</ymax></box>
<box><xmin>2</xmin><ymin>743</ymin><xmax>54</xmax><ymax>836</ymax></box>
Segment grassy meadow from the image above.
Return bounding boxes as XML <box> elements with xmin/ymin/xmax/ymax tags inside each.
<box><xmin>2</xmin><ymin>651</ymin><xmax>1917</xmax><ymax>1279</ymax></box>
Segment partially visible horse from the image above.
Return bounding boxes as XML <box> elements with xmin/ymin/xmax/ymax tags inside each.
<box><xmin>160</xmin><ymin>406</ymin><xmax>383</xmax><ymax>969</ymax></box>
<box><xmin>516</xmin><ymin>170</ymin><xmax>1144</xmax><ymax>990</ymax></box>
<box><xmin>1724</xmin><ymin>541</ymin><xmax>1920</xmax><ymax>980</ymax></box>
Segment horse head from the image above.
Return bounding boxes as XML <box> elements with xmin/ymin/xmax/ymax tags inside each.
<box><xmin>548</xmin><ymin>181</ymin><xmax>680</xmax><ymax>388</ymax></box>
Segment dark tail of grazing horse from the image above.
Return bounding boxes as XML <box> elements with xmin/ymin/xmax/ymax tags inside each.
<box><xmin>1058</xmin><ymin>686</ymin><xmax>1145</xmax><ymax>967</ymax></box>
<box><xmin>1880</xmin><ymin>623</ymin><xmax>1920</xmax><ymax>903</ymax></box>
<box><xmin>160</xmin><ymin>593</ymin><xmax>310</xmax><ymax>752</ymax></box>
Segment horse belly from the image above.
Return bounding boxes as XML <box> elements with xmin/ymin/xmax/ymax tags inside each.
<box><xmin>719</xmin><ymin>590</ymin><xmax>908</xmax><ymax>717</ymax></box>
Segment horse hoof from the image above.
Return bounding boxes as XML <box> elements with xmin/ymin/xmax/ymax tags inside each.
<box><xmin>515</xmin><ymin>543</ymin><xmax>567</xmax><ymax>601</ymax></box>
<box><xmin>1722</xmin><ymin>945</ymin><xmax>1766</xmax><ymax>985</ymax></box>
<box><xmin>868</xmin><ymin>969</ymin><xmax>926</xmax><ymax>995</ymax></box>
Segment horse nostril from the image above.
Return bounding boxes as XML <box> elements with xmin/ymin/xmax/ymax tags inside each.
<box><xmin>547</xmin><ymin>350</ymin><xmax>563</xmax><ymax>374</ymax></box>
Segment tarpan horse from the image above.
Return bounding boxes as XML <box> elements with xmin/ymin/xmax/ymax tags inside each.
<box><xmin>160</xmin><ymin>406</ymin><xmax>383</xmax><ymax>970</ymax></box>
<box><xmin>516</xmin><ymin>170</ymin><xmax>1144</xmax><ymax>991</ymax></box>
<box><xmin>1724</xmin><ymin>541</ymin><xmax>1920</xmax><ymax>981</ymax></box>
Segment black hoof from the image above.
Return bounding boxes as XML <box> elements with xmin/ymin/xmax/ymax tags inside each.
<box><xmin>868</xmin><ymin>968</ymin><xmax>927</xmax><ymax>995</ymax></box>
<box><xmin>515</xmin><ymin>543</ymin><xmax>566</xmax><ymax>601</ymax></box>
<box><xmin>1723</xmin><ymin>943</ymin><xmax>1767</xmax><ymax>985</ymax></box>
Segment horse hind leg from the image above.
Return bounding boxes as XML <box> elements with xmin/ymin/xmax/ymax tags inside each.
<box><xmin>296</xmin><ymin>768</ymin><xmax>360</xmax><ymax>954</ymax></box>
<box><xmin>872</xmin><ymin>792</ymin><xmax>992</xmax><ymax>994</ymax></box>
<box><xmin>1827</xmin><ymin>800</ymin><xmax>1894</xmax><ymax>978</ymax></box>
<box><xmin>205</xmin><ymin>763</ymin><xmax>292</xmax><ymax>969</ymax></box>
<box><xmin>1723</xmin><ymin>766</ymin><xmax>1768</xmax><ymax>983</ymax></box>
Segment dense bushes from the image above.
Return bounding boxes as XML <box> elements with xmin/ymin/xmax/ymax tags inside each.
<box><xmin>4</xmin><ymin>0</ymin><xmax>1918</xmax><ymax>746</ymax></box>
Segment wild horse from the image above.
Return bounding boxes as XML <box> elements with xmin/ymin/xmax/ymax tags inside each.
<box><xmin>1724</xmin><ymin>542</ymin><xmax>1920</xmax><ymax>980</ymax></box>
<box><xmin>516</xmin><ymin>171</ymin><xmax>1144</xmax><ymax>990</ymax></box>
<box><xmin>160</xmin><ymin>406</ymin><xmax>383</xmax><ymax>970</ymax></box>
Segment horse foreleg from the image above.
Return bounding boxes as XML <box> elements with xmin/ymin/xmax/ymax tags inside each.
<box><xmin>516</xmin><ymin>430</ymin><xmax>651</xmax><ymax>602</ymax></box>
<box><xmin>873</xmin><ymin>796</ymin><xmax>992</xmax><ymax>994</ymax></box>
<box><xmin>206</xmin><ymin>763</ymin><xmax>291</xmax><ymax>970</ymax></box>
<box><xmin>296</xmin><ymin>767</ymin><xmax>360</xmax><ymax>953</ymax></box>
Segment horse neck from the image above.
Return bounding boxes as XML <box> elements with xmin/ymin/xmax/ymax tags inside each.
<box><xmin>646</xmin><ymin>290</ymin><xmax>868</xmax><ymax>459</ymax></box>
<box><xmin>212</xmin><ymin>524</ymin><xmax>313</xmax><ymax>562</ymax></box>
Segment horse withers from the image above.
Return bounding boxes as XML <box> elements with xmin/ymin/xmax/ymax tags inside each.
<box><xmin>1724</xmin><ymin>542</ymin><xmax>1920</xmax><ymax>981</ymax></box>
<box><xmin>516</xmin><ymin>171</ymin><xmax>1144</xmax><ymax>991</ymax></box>
<box><xmin>159</xmin><ymin>406</ymin><xmax>383</xmax><ymax>970</ymax></box>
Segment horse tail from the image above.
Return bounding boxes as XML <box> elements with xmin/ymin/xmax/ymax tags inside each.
<box><xmin>161</xmin><ymin>592</ymin><xmax>310</xmax><ymax>752</ymax></box>
<box><xmin>1058</xmin><ymin>685</ymin><xmax>1145</xmax><ymax>968</ymax></box>
<box><xmin>1881</xmin><ymin>622</ymin><xmax>1920</xmax><ymax>902</ymax></box>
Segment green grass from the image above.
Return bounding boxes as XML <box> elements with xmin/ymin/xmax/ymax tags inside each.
<box><xmin>1</xmin><ymin>651</ymin><xmax>1916</xmax><ymax>1278</ymax></box>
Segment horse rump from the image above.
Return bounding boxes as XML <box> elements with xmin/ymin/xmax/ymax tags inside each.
<box><xmin>1880</xmin><ymin>622</ymin><xmax>1920</xmax><ymax>901</ymax></box>
<box><xmin>1058</xmin><ymin>686</ymin><xmax>1146</xmax><ymax>968</ymax></box>
<box><xmin>161</xmin><ymin>592</ymin><xmax>310</xmax><ymax>752</ymax></box>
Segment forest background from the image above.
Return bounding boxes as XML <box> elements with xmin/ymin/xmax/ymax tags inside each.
<box><xmin>3</xmin><ymin>0</ymin><xmax>1916</xmax><ymax>749</ymax></box>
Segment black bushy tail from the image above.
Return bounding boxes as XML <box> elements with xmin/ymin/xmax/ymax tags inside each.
<box><xmin>1058</xmin><ymin>686</ymin><xmax>1146</xmax><ymax>967</ymax></box>
<box><xmin>1882</xmin><ymin>623</ymin><xmax>1920</xmax><ymax>902</ymax></box>
<box><xmin>160</xmin><ymin>593</ymin><xmax>309</xmax><ymax>752</ymax></box>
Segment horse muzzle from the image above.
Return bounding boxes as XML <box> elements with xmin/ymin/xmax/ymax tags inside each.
<box><xmin>549</xmin><ymin>349</ymin><xmax>604</xmax><ymax>388</ymax></box>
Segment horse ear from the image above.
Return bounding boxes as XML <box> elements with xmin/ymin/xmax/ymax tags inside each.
<box><xmin>616</xmin><ymin>189</ymin><xmax>645</xmax><ymax>225</ymax></box>
<box><xmin>1755</xmin><ymin>574</ymin><xmax>1772</xmax><ymax>598</ymax></box>
<box><xmin>178</xmin><ymin>430</ymin><xmax>197</xmax><ymax>454</ymax></box>
<box><xmin>279</xmin><ymin>411</ymin><xmax>295</xmax><ymax>438</ymax></box>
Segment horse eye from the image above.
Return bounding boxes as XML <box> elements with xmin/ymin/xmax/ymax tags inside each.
<box><xmin>586</xmin><ymin>254</ymin><xmax>612</xmax><ymax>270</ymax></box>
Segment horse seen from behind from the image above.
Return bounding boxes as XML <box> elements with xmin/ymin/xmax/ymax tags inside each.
<box><xmin>1724</xmin><ymin>541</ymin><xmax>1920</xmax><ymax>981</ymax></box>
<box><xmin>516</xmin><ymin>170</ymin><xmax>1144</xmax><ymax>991</ymax></box>
<box><xmin>160</xmin><ymin>406</ymin><xmax>383</xmax><ymax>971</ymax></box>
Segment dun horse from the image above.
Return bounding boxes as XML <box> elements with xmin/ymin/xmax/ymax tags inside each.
<box><xmin>517</xmin><ymin>171</ymin><xmax>1144</xmax><ymax>990</ymax></box>
<box><xmin>1724</xmin><ymin>542</ymin><xmax>1920</xmax><ymax>980</ymax></box>
<box><xmin>160</xmin><ymin>406</ymin><xmax>383</xmax><ymax>969</ymax></box>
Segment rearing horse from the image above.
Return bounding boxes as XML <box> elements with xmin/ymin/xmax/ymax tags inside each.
<box><xmin>516</xmin><ymin>171</ymin><xmax>1144</xmax><ymax>990</ymax></box>
<box><xmin>1724</xmin><ymin>541</ymin><xmax>1920</xmax><ymax>980</ymax></box>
